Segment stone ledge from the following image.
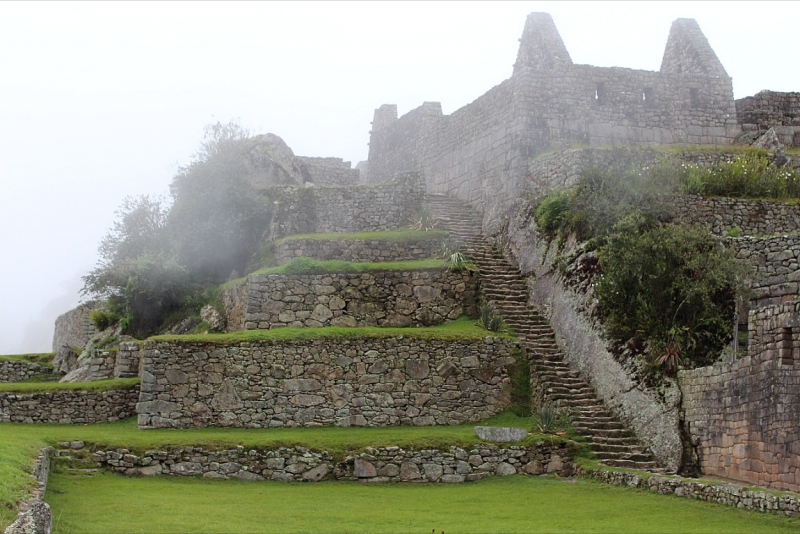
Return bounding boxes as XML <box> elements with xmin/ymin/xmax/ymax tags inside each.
<box><xmin>4</xmin><ymin>447</ymin><xmax>52</xmax><ymax>534</ymax></box>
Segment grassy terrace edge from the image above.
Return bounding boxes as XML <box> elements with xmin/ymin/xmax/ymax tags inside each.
<box><xmin>151</xmin><ymin>316</ymin><xmax>516</xmax><ymax>344</ymax></box>
<box><xmin>0</xmin><ymin>377</ymin><xmax>139</xmax><ymax>393</ymax></box>
<box><xmin>0</xmin><ymin>353</ymin><xmax>55</xmax><ymax>366</ymax></box>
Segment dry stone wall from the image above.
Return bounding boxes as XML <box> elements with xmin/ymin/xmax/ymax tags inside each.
<box><xmin>0</xmin><ymin>360</ymin><xmax>53</xmax><ymax>383</ymax></box>
<box><xmin>673</xmin><ymin>196</ymin><xmax>800</xmax><ymax>237</ymax></box>
<box><xmin>582</xmin><ymin>467</ymin><xmax>800</xmax><ymax>516</ymax></box>
<box><xmin>296</xmin><ymin>156</ymin><xmax>359</xmax><ymax>186</ymax></box>
<box><xmin>136</xmin><ymin>336</ymin><xmax>516</xmax><ymax>429</ymax></box>
<box><xmin>273</xmin><ymin>235</ymin><xmax>445</xmax><ymax>265</ymax></box>
<box><xmin>264</xmin><ymin>172</ymin><xmax>425</xmax><ymax>243</ymax></box>
<box><xmin>92</xmin><ymin>443</ymin><xmax>574</xmax><ymax>482</ymax></box>
<box><xmin>0</xmin><ymin>387</ymin><xmax>139</xmax><ymax>424</ymax></box>
<box><xmin>59</xmin><ymin>343</ymin><xmax>141</xmax><ymax>383</ymax></box>
<box><xmin>736</xmin><ymin>91</ymin><xmax>800</xmax><ymax>147</ymax></box>
<box><xmin>729</xmin><ymin>236</ymin><xmax>800</xmax><ymax>308</ymax></box>
<box><xmin>220</xmin><ymin>269</ymin><xmax>478</xmax><ymax>331</ymax></box>
<box><xmin>680</xmin><ymin>301</ymin><xmax>800</xmax><ymax>492</ymax></box>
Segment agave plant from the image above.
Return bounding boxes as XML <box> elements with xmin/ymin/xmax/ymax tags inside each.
<box><xmin>441</xmin><ymin>240</ymin><xmax>469</xmax><ymax>272</ymax></box>
<box><xmin>478</xmin><ymin>303</ymin><xmax>505</xmax><ymax>332</ymax></box>
<box><xmin>536</xmin><ymin>402</ymin><xmax>557</xmax><ymax>433</ymax></box>
<box><xmin>409</xmin><ymin>208</ymin><xmax>438</xmax><ymax>232</ymax></box>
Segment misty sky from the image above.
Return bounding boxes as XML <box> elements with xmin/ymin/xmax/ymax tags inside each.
<box><xmin>1</xmin><ymin>1</ymin><xmax>797</xmax><ymax>355</ymax></box>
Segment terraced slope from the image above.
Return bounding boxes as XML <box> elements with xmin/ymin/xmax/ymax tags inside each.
<box><xmin>425</xmin><ymin>194</ymin><xmax>665</xmax><ymax>471</ymax></box>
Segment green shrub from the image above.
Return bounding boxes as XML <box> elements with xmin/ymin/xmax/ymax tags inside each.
<box><xmin>89</xmin><ymin>309</ymin><xmax>119</xmax><ymax>331</ymax></box>
<box><xmin>533</xmin><ymin>189</ymin><xmax>571</xmax><ymax>239</ymax></box>
<box><xmin>440</xmin><ymin>240</ymin><xmax>469</xmax><ymax>272</ymax></box>
<box><xmin>535</xmin><ymin>402</ymin><xmax>557</xmax><ymax>433</ymax></box>
<box><xmin>595</xmin><ymin>218</ymin><xmax>749</xmax><ymax>373</ymax></box>
<box><xmin>408</xmin><ymin>207</ymin><xmax>438</xmax><ymax>232</ymax></box>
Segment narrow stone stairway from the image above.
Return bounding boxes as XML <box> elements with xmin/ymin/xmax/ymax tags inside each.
<box><xmin>425</xmin><ymin>194</ymin><xmax>665</xmax><ymax>472</ymax></box>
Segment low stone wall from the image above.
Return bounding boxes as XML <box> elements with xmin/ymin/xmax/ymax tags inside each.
<box><xmin>137</xmin><ymin>336</ymin><xmax>516</xmax><ymax>429</ymax></box>
<box><xmin>680</xmin><ymin>303</ymin><xmax>800</xmax><ymax>493</ymax></box>
<box><xmin>0</xmin><ymin>360</ymin><xmax>53</xmax><ymax>383</ymax></box>
<box><xmin>273</xmin><ymin>236</ymin><xmax>445</xmax><ymax>265</ymax></box>
<box><xmin>60</xmin><ymin>343</ymin><xmax>140</xmax><ymax>383</ymax></box>
<box><xmin>92</xmin><ymin>443</ymin><xmax>573</xmax><ymax>482</ymax></box>
<box><xmin>673</xmin><ymin>195</ymin><xmax>800</xmax><ymax>237</ymax></box>
<box><xmin>729</xmin><ymin>235</ymin><xmax>800</xmax><ymax>307</ymax></box>
<box><xmin>0</xmin><ymin>387</ymin><xmax>139</xmax><ymax>424</ymax></box>
<box><xmin>3</xmin><ymin>447</ymin><xmax>52</xmax><ymax>534</ymax></box>
<box><xmin>582</xmin><ymin>467</ymin><xmax>800</xmax><ymax>516</ymax></box>
<box><xmin>220</xmin><ymin>269</ymin><xmax>478</xmax><ymax>331</ymax></box>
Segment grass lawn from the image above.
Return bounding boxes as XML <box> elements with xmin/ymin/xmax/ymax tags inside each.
<box><xmin>45</xmin><ymin>472</ymin><xmax>800</xmax><ymax>534</ymax></box>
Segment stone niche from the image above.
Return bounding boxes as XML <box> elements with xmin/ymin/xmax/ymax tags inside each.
<box><xmin>137</xmin><ymin>336</ymin><xmax>517</xmax><ymax>429</ymax></box>
<box><xmin>220</xmin><ymin>268</ymin><xmax>478</xmax><ymax>331</ymax></box>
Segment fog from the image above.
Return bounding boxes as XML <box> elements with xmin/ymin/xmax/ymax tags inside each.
<box><xmin>1</xmin><ymin>1</ymin><xmax>797</xmax><ymax>354</ymax></box>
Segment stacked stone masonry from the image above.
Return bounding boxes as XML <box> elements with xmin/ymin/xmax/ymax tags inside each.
<box><xmin>736</xmin><ymin>91</ymin><xmax>800</xmax><ymax>147</ymax></box>
<box><xmin>674</xmin><ymin>196</ymin><xmax>800</xmax><ymax>237</ymax></box>
<box><xmin>58</xmin><ymin>343</ymin><xmax>141</xmax><ymax>383</ymax></box>
<box><xmin>0</xmin><ymin>387</ymin><xmax>139</xmax><ymax>424</ymax></box>
<box><xmin>220</xmin><ymin>269</ymin><xmax>478</xmax><ymax>332</ymax></box>
<box><xmin>263</xmin><ymin>172</ymin><xmax>425</xmax><ymax>243</ymax></box>
<box><xmin>3</xmin><ymin>447</ymin><xmax>53</xmax><ymax>534</ymax></box>
<box><xmin>136</xmin><ymin>337</ymin><xmax>516</xmax><ymax>429</ymax></box>
<box><xmin>680</xmin><ymin>301</ymin><xmax>800</xmax><ymax>492</ymax></box>
<box><xmin>92</xmin><ymin>443</ymin><xmax>573</xmax><ymax>483</ymax></box>
<box><xmin>582</xmin><ymin>468</ymin><xmax>800</xmax><ymax>516</ymax></box>
<box><xmin>272</xmin><ymin>235</ymin><xmax>445</xmax><ymax>265</ymax></box>
<box><xmin>0</xmin><ymin>360</ymin><xmax>53</xmax><ymax>383</ymax></box>
<box><xmin>729</xmin><ymin>236</ymin><xmax>800</xmax><ymax>308</ymax></box>
<box><xmin>367</xmin><ymin>14</ymin><xmax>737</xmax><ymax>217</ymax></box>
<box><xmin>295</xmin><ymin>156</ymin><xmax>359</xmax><ymax>186</ymax></box>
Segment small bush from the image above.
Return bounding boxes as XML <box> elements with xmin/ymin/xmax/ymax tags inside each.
<box><xmin>533</xmin><ymin>190</ymin><xmax>571</xmax><ymax>239</ymax></box>
<box><xmin>89</xmin><ymin>309</ymin><xmax>119</xmax><ymax>330</ymax></box>
<box><xmin>536</xmin><ymin>402</ymin><xmax>557</xmax><ymax>433</ymax></box>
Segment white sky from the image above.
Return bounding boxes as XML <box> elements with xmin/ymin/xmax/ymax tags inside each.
<box><xmin>1</xmin><ymin>1</ymin><xmax>797</xmax><ymax>354</ymax></box>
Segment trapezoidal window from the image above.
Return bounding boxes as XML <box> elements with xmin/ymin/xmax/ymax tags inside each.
<box><xmin>595</xmin><ymin>83</ymin><xmax>606</xmax><ymax>104</ymax></box>
<box><xmin>689</xmin><ymin>88</ymin><xmax>701</xmax><ymax>109</ymax></box>
<box><xmin>781</xmin><ymin>327</ymin><xmax>794</xmax><ymax>365</ymax></box>
<box><xmin>643</xmin><ymin>87</ymin><xmax>654</xmax><ymax>108</ymax></box>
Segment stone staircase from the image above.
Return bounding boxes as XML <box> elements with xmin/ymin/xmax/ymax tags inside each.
<box><xmin>425</xmin><ymin>194</ymin><xmax>664</xmax><ymax>472</ymax></box>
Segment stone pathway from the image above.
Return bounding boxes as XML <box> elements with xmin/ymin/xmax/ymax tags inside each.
<box><xmin>426</xmin><ymin>194</ymin><xmax>665</xmax><ymax>472</ymax></box>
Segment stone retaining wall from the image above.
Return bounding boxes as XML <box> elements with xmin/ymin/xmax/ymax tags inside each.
<box><xmin>582</xmin><ymin>467</ymin><xmax>800</xmax><ymax>516</ymax></box>
<box><xmin>137</xmin><ymin>336</ymin><xmax>516</xmax><ymax>429</ymax></box>
<box><xmin>680</xmin><ymin>302</ymin><xmax>800</xmax><ymax>492</ymax></box>
<box><xmin>3</xmin><ymin>447</ymin><xmax>52</xmax><ymax>534</ymax></box>
<box><xmin>58</xmin><ymin>343</ymin><xmax>140</xmax><ymax>383</ymax></box>
<box><xmin>0</xmin><ymin>387</ymin><xmax>139</xmax><ymax>424</ymax></box>
<box><xmin>674</xmin><ymin>195</ymin><xmax>800</xmax><ymax>237</ymax></box>
<box><xmin>220</xmin><ymin>269</ymin><xmax>478</xmax><ymax>331</ymax></box>
<box><xmin>92</xmin><ymin>443</ymin><xmax>573</xmax><ymax>482</ymax></box>
<box><xmin>263</xmin><ymin>172</ymin><xmax>425</xmax><ymax>243</ymax></box>
<box><xmin>729</xmin><ymin>236</ymin><xmax>800</xmax><ymax>307</ymax></box>
<box><xmin>736</xmin><ymin>90</ymin><xmax>800</xmax><ymax>147</ymax></box>
<box><xmin>0</xmin><ymin>360</ymin><xmax>53</xmax><ymax>383</ymax></box>
<box><xmin>273</xmin><ymin>236</ymin><xmax>445</xmax><ymax>265</ymax></box>
<box><xmin>51</xmin><ymin>301</ymin><xmax>101</xmax><ymax>375</ymax></box>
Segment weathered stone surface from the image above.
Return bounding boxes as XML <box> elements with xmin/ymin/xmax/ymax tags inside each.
<box><xmin>1</xmin><ymin>388</ymin><xmax>138</xmax><ymax>424</ymax></box>
<box><xmin>303</xmin><ymin>463</ymin><xmax>329</xmax><ymax>482</ymax></box>
<box><xmin>200</xmin><ymin>305</ymin><xmax>226</xmax><ymax>332</ymax></box>
<box><xmin>474</xmin><ymin>426</ymin><xmax>528</xmax><ymax>442</ymax></box>
<box><xmin>353</xmin><ymin>459</ymin><xmax>377</xmax><ymax>478</ymax></box>
<box><xmin>496</xmin><ymin>462</ymin><xmax>517</xmax><ymax>476</ymax></box>
<box><xmin>137</xmin><ymin>337</ymin><xmax>515</xmax><ymax>429</ymax></box>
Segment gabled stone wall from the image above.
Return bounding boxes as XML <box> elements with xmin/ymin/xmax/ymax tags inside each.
<box><xmin>219</xmin><ymin>269</ymin><xmax>478</xmax><ymax>331</ymax></box>
<box><xmin>137</xmin><ymin>336</ymin><xmax>516</xmax><ymax>429</ymax></box>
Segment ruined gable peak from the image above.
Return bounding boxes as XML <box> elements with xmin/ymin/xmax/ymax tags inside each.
<box><xmin>660</xmin><ymin>18</ymin><xmax>728</xmax><ymax>78</ymax></box>
<box><xmin>513</xmin><ymin>12</ymin><xmax>572</xmax><ymax>75</ymax></box>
